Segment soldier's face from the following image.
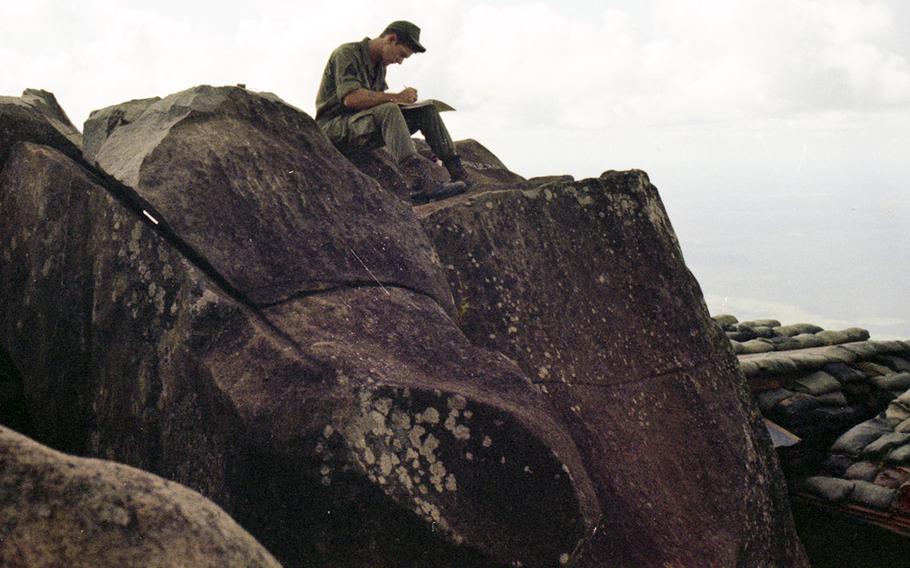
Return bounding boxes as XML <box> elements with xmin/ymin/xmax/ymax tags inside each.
<box><xmin>382</xmin><ymin>38</ymin><xmax>414</xmax><ymax>66</ymax></box>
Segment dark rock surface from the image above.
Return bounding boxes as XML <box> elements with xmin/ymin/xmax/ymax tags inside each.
<box><xmin>344</xmin><ymin>148</ymin><xmax>412</xmax><ymax>202</ymax></box>
<box><xmin>1</xmin><ymin>85</ymin><xmax>810</xmax><ymax>567</ymax></box>
<box><xmin>1</xmin><ymin>90</ymin><xmax>83</xmax><ymax>162</ymax></box>
<box><xmin>85</xmin><ymin>86</ymin><xmax>452</xmax><ymax>307</ymax></box>
<box><xmin>419</xmin><ymin>171</ymin><xmax>807</xmax><ymax>566</ymax></box>
<box><xmin>19</xmin><ymin>89</ymin><xmax>83</xmax><ymax>149</ymax></box>
<box><xmin>1</xmin><ymin>89</ymin><xmax>599</xmax><ymax>568</ymax></box>
<box><xmin>415</xmin><ymin>138</ymin><xmax>526</xmax><ymax>186</ymax></box>
<box><xmin>82</xmin><ymin>96</ymin><xmax>160</xmax><ymax>163</ymax></box>
<box><xmin>0</xmin><ymin>425</ymin><xmax>281</xmax><ymax>568</ymax></box>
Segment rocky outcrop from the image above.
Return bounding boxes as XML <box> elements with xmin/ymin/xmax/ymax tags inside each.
<box><xmin>19</xmin><ymin>89</ymin><xmax>83</xmax><ymax>149</ymax></box>
<box><xmin>84</xmin><ymin>86</ymin><xmax>452</xmax><ymax>307</ymax></box>
<box><xmin>418</xmin><ymin>172</ymin><xmax>808</xmax><ymax>566</ymax></box>
<box><xmin>1</xmin><ymin>85</ymin><xmax>809</xmax><ymax>567</ymax></box>
<box><xmin>0</xmin><ymin>425</ymin><xmax>280</xmax><ymax>568</ymax></box>
<box><xmin>1</xmin><ymin>87</ymin><xmax>598</xmax><ymax>568</ymax></box>
<box><xmin>415</xmin><ymin>138</ymin><xmax>526</xmax><ymax>186</ymax></box>
<box><xmin>82</xmin><ymin>96</ymin><xmax>160</xmax><ymax>163</ymax></box>
<box><xmin>1</xmin><ymin>89</ymin><xmax>83</xmax><ymax>162</ymax></box>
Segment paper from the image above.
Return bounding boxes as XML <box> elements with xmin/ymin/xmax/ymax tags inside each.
<box><xmin>398</xmin><ymin>99</ymin><xmax>455</xmax><ymax>113</ymax></box>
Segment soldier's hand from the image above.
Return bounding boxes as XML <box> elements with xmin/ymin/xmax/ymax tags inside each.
<box><xmin>397</xmin><ymin>87</ymin><xmax>418</xmax><ymax>104</ymax></box>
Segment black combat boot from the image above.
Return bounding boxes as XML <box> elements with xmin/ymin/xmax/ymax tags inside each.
<box><xmin>400</xmin><ymin>154</ymin><xmax>466</xmax><ymax>205</ymax></box>
<box><xmin>442</xmin><ymin>154</ymin><xmax>467</xmax><ymax>182</ymax></box>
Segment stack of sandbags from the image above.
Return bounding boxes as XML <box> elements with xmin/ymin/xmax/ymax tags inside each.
<box><xmin>801</xmin><ymin>393</ymin><xmax>910</xmax><ymax>514</ymax></box>
<box><xmin>756</xmin><ymin>355</ymin><xmax>910</xmax><ymax>477</ymax></box>
<box><xmin>711</xmin><ymin>314</ymin><xmax>871</xmax><ymax>354</ymax></box>
<box><xmin>760</xmin><ymin>369</ymin><xmax>867</xmax><ymax>444</ymax></box>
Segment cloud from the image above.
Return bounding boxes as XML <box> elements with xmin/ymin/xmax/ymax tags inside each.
<box><xmin>438</xmin><ymin>0</ymin><xmax>910</xmax><ymax>130</ymax></box>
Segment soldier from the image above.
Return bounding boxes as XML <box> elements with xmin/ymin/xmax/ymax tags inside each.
<box><xmin>315</xmin><ymin>20</ymin><xmax>469</xmax><ymax>204</ymax></box>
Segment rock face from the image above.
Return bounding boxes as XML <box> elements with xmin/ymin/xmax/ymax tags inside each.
<box><xmin>85</xmin><ymin>86</ymin><xmax>452</xmax><ymax>307</ymax></box>
<box><xmin>418</xmin><ymin>172</ymin><xmax>808</xmax><ymax>566</ymax></box>
<box><xmin>424</xmin><ymin>138</ymin><xmax>526</xmax><ymax>186</ymax></box>
<box><xmin>0</xmin><ymin>426</ymin><xmax>281</xmax><ymax>568</ymax></box>
<box><xmin>1</xmin><ymin>87</ymin><xmax>599</xmax><ymax>568</ymax></box>
<box><xmin>82</xmin><ymin>96</ymin><xmax>160</xmax><ymax>163</ymax></box>
<box><xmin>0</xmin><ymin>85</ymin><xmax>807</xmax><ymax>567</ymax></box>
<box><xmin>1</xmin><ymin>89</ymin><xmax>83</xmax><ymax>162</ymax></box>
<box><xmin>19</xmin><ymin>89</ymin><xmax>83</xmax><ymax>149</ymax></box>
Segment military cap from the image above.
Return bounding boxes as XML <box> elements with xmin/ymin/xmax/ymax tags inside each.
<box><xmin>383</xmin><ymin>20</ymin><xmax>426</xmax><ymax>53</ymax></box>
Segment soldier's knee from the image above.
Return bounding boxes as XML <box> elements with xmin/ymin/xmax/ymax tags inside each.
<box><xmin>373</xmin><ymin>102</ymin><xmax>404</xmax><ymax>120</ymax></box>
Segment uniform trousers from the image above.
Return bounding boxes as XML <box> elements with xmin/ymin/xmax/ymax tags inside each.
<box><xmin>320</xmin><ymin>102</ymin><xmax>455</xmax><ymax>163</ymax></box>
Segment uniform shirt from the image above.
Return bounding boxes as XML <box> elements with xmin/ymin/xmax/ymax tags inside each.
<box><xmin>315</xmin><ymin>38</ymin><xmax>388</xmax><ymax>125</ymax></box>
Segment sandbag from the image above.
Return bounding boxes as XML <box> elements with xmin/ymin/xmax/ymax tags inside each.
<box><xmin>774</xmin><ymin>323</ymin><xmax>824</xmax><ymax>337</ymax></box>
<box><xmin>886</xmin><ymin>444</ymin><xmax>910</xmax><ymax>465</ymax></box>
<box><xmin>727</xmin><ymin>330</ymin><xmax>757</xmax><ymax>342</ymax></box>
<box><xmin>886</xmin><ymin>402</ymin><xmax>910</xmax><ymax>425</ymax></box>
<box><xmin>740</xmin><ymin>339</ymin><xmax>775</xmax><ymax>354</ymax></box>
<box><xmin>740</xmin><ymin>319</ymin><xmax>781</xmax><ymax>329</ymax></box>
<box><xmin>821</xmin><ymin>454</ymin><xmax>854</xmax><ymax>477</ymax></box>
<box><xmin>830</xmin><ymin>416</ymin><xmax>893</xmax><ymax>457</ymax></box>
<box><xmin>815</xmin><ymin>391</ymin><xmax>848</xmax><ymax>407</ymax></box>
<box><xmin>750</xmin><ymin>326</ymin><xmax>776</xmax><ymax>339</ymax></box>
<box><xmin>857</xmin><ymin>362</ymin><xmax>896</xmax><ymax>377</ymax></box>
<box><xmin>802</xmin><ymin>476</ymin><xmax>853</xmax><ymax>502</ymax></box>
<box><xmin>791</xmin><ymin>371</ymin><xmax>841</xmax><ymax>396</ymax></box>
<box><xmin>755</xmin><ymin>388</ymin><xmax>796</xmax><ymax>413</ymax></box>
<box><xmin>871</xmin><ymin>373</ymin><xmax>910</xmax><ymax>392</ymax></box>
<box><xmin>875</xmin><ymin>356</ymin><xmax>910</xmax><ymax>373</ymax></box>
<box><xmin>843</xmin><ymin>328</ymin><xmax>871</xmax><ymax>342</ymax></box>
<box><xmin>816</xmin><ymin>330</ymin><xmax>850</xmax><ymax>346</ymax></box>
<box><xmin>792</xmin><ymin>334</ymin><xmax>825</xmax><ymax>349</ymax></box>
<box><xmin>849</xmin><ymin>480</ymin><xmax>896</xmax><ymax>509</ymax></box>
<box><xmin>894</xmin><ymin>389</ymin><xmax>910</xmax><ymax>407</ymax></box>
<box><xmin>712</xmin><ymin>314</ymin><xmax>738</xmax><ymax>330</ymax></box>
<box><xmin>844</xmin><ymin>461</ymin><xmax>879</xmax><ymax>482</ymax></box>
<box><xmin>768</xmin><ymin>336</ymin><xmax>801</xmax><ymax>351</ymax></box>
<box><xmin>767</xmin><ymin>393</ymin><xmax>820</xmax><ymax>427</ymax></box>
<box><xmin>823</xmin><ymin>363</ymin><xmax>866</xmax><ymax>384</ymax></box>
<box><xmin>863</xmin><ymin>433</ymin><xmax>910</xmax><ymax>458</ymax></box>
<box><xmin>896</xmin><ymin>418</ymin><xmax>910</xmax><ymax>434</ymax></box>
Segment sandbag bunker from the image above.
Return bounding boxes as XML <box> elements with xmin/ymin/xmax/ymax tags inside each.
<box><xmin>719</xmin><ymin>314</ymin><xmax>910</xmax><ymax>532</ymax></box>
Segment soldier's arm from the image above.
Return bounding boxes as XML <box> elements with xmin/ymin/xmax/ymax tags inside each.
<box><xmin>343</xmin><ymin>87</ymin><xmax>418</xmax><ymax>110</ymax></box>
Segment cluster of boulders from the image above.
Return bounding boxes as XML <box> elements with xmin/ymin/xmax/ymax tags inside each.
<box><xmin>0</xmin><ymin>86</ymin><xmax>811</xmax><ymax>567</ymax></box>
<box><xmin>714</xmin><ymin>315</ymin><xmax>871</xmax><ymax>354</ymax></box>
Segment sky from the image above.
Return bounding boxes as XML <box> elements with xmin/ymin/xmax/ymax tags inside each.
<box><xmin>2</xmin><ymin>0</ymin><xmax>909</xmax><ymax>337</ymax></box>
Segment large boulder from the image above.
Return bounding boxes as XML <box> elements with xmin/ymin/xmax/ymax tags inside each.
<box><xmin>19</xmin><ymin>89</ymin><xmax>83</xmax><ymax>149</ymax></box>
<box><xmin>1</xmin><ymin>89</ymin><xmax>599</xmax><ymax>567</ymax></box>
<box><xmin>0</xmin><ymin>426</ymin><xmax>280</xmax><ymax>568</ymax></box>
<box><xmin>82</xmin><ymin>96</ymin><xmax>160</xmax><ymax>163</ymax></box>
<box><xmin>1</xmin><ymin>89</ymin><xmax>83</xmax><ymax>162</ymax></box>
<box><xmin>84</xmin><ymin>85</ymin><xmax>452</xmax><ymax>307</ymax></box>
<box><xmin>418</xmin><ymin>171</ymin><xmax>808</xmax><ymax>566</ymax></box>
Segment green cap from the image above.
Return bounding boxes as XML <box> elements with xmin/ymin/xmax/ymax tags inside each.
<box><xmin>383</xmin><ymin>20</ymin><xmax>426</xmax><ymax>53</ymax></box>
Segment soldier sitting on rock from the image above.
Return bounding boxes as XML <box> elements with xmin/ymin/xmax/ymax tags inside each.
<box><xmin>315</xmin><ymin>20</ymin><xmax>470</xmax><ymax>204</ymax></box>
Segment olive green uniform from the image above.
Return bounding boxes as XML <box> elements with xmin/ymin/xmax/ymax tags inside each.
<box><xmin>315</xmin><ymin>38</ymin><xmax>456</xmax><ymax>163</ymax></box>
